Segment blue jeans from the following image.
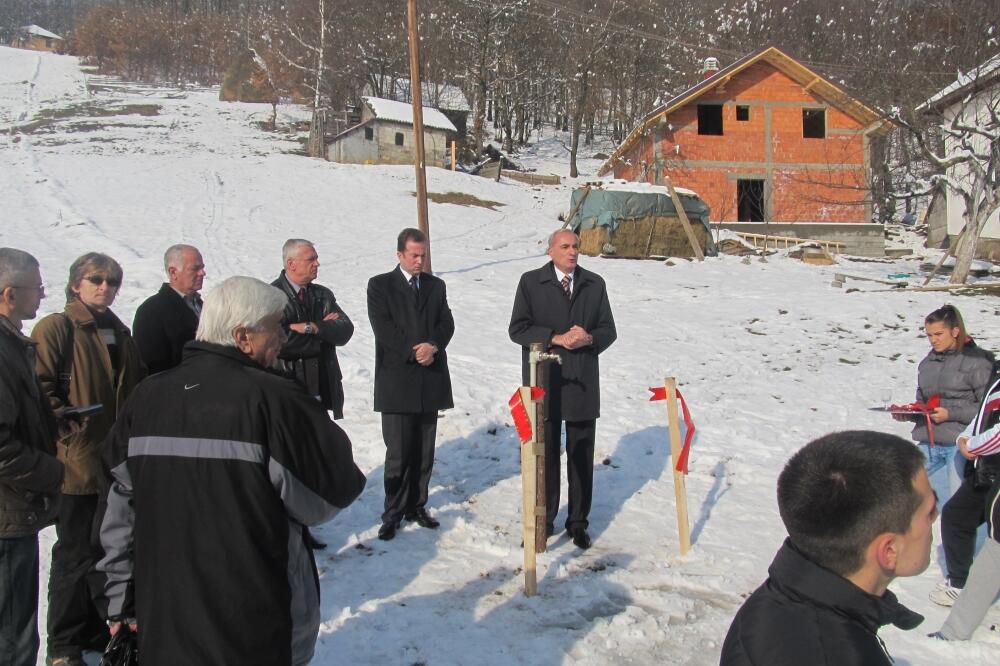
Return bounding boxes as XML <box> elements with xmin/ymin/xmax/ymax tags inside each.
<box><xmin>0</xmin><ymin>534</ymin><xmax>40</xmax><ymax>666</ymax></box>
<box><xmin>918</xmin><ymin>442</ymin><xmax>964</xmax><ymax>501</ymax></box>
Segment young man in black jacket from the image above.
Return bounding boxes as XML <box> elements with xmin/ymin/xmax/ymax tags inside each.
<box><xmin>721</xmin><ymin>431</ymin><xmax>937</xmax><ymax>665</ymax></box>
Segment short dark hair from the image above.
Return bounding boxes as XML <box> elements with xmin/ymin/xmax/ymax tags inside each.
<box><xmin>925</xmin><ymin>304</ymin><xmax>967</xmax><ymax>351</ymax></box>
<box><xmin>777</xmin><ymin>431</ymin><xmax>925</xmax><ymax>576</ymax></box>
<box><xmin>397</xmin><ymin>228</ymin><xmax>426</xmax><ymax>252</ymax></box>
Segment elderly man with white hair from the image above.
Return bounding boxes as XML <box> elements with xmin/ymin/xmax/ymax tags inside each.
<box><xmin>96</xmin><ymin>276</ymin><xmax>366</xmax><ymax>666</ymax></box>
<box><xmin>132</xmin><ymin>244</ymin><xmax>206</xmax><ymax>375</ymax></box>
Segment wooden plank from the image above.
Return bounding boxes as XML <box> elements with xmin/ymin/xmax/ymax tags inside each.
<box><xmin>663</xmin><ymin>377</ymin><xmax>692</xmax><ymax>555</ymax></box>
<box><xmin>560</xmin><ymin>185</ymin><xmax>592</xmax><ymax>230</ymax></box>
<box><xmin>664</xmin><ymin>178</ymin><xmax>704</xmax><ymax>261</ymax></box>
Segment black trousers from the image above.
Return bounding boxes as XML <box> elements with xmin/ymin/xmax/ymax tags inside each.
<box><xmin>47</xmin><ymin>494</ymin><xmax>108</xmax><ymax>657</ymax></box>
<box><xmin>381</xmin><ymin>412</ymin><xmax>438</xmax><ymax>524</ymax></box>
<box><xmin>941</xmin><ymin>477</ymin><xmax>998</xmax><ymax>588</ymax></box>
<box><xmin>544</xmin><ymin>419</ymin><xmax>596</xmax><ymax>532</ymax></box>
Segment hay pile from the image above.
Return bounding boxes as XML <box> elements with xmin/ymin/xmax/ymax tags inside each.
<box><xmin>579</xmin><ymin>216</ymin><xmax>708</xmax><ymax>258</ymax></box>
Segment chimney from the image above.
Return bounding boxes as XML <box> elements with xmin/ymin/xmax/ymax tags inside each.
<box><xmin>702</xmin><ymin>57</ymin><xmax>720</xmax><ymax>79</ymax></box>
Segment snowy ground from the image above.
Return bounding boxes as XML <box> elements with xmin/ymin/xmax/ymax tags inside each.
<box><xmin>2</xmin><ymin>46</ymin><xmax>999</xmax><ymax>665</ymax></box>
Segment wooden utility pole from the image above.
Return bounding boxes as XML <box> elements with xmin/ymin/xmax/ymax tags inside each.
<box><xmin>406</xmin><ymin>0</ymin><xmax>432</xmax><ymax>272</ymax></box>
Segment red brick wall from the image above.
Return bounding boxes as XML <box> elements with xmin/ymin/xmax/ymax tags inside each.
<box><xmin>612</xmin><ymin>62</ymin><xmax>871</xmax><ymax>223</ymax></box>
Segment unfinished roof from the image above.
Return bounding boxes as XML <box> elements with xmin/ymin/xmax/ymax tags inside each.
<box><xmin>923</xmin><ymin>52</ymin><xmax>1000</xmax><ymax>110</ymax></box>
<box><xmin>598</xmin><ymin>46</ymin><xmax>887</xmax><ymax>176</ymax></box>
<box><xmin>20</xmin><ymin>25</ymin><xmax>62</xmax><ymax>40</ymax></box>
<box><xmin>363</xmin><ymin>96</ymin><xmax>457</xmax><ymax>133</ymax></box>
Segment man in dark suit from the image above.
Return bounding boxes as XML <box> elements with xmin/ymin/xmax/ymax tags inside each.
<box><xmin>367</xmin><ymin>228</ymin><xmax>454</xmax><ymax>541</ymax></box>
<box><xmin>509</xmin><ymin>229</ymin><xmax>617</xmax><ymax>550</ymax></box>
<box><xmin>272</xmin><ymin>239</ymin><xmax>354</xmax><ymax>419</ymax></box>
<box><xmin>133</xmin><ymin>244</ymin><xmax>206</xmax><ymax>375</ymax></box>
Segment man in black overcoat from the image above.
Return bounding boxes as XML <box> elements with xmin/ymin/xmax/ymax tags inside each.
<box><xmin>509</xmin><ymin>229</ymin><xmax>617</xmax><ymax>549</ymax></box>
<box><xmin>132</xmin><ymin>244</ymin><xmax>205</xmax><ymax>375</ymax></box>
<box><xmin>367</xmin><ymin>228</ymin><xmax>454</xmax><ymax>541</ymax></box>
<box><xmin>272</xmin><ymin>239</ymin><xmax>354</xmax><ymax>419</ymax></box>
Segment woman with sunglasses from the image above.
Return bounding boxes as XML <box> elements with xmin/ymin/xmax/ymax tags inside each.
<box><xmin>31</xmin><ymin>253</ymin><xmax>146</xmax><ymax>666</ymax></box>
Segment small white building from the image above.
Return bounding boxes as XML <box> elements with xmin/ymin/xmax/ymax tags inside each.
<box><xmin>10</xmin><ymin>25</ymin><xmax>63</xmax><ymax>52</ymax></box>
<box><xmin>923</xmin><ymin>53</ymin><xmax>1000</xmax><ymax>261</ymax></box>
<box><xmin>327</xmin><ymin>96</ymin><xmax>457</xmax><ymax>167</ymax></box>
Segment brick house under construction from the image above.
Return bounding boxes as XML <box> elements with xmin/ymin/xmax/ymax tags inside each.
<box><xmin>598</xmin><ymin>46</ymin><xmax>891</xmax><ymax>254</ymax></box>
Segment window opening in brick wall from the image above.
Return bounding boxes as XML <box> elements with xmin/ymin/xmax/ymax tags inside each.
<box><xmin>736</xmin><ymin>105</ymin><xmax>750</xmax><ymax>121</ymax></box>
<box><xmin>395</xmin><ymin>132</ymin><xmax>404</xmax><ymax>146</ymax></box>
<box><xmin>697</xmin><ymin>104</ymin><xmax>723</xmax><ymax>135</ymax></box>
<box><xmin>737</xmin><ymin>179</ymin><xmax>766</xmax><ymax>222</ymax></box>
<box><xmin>364</xmin><ymin>126</ymin><xmax>374</xmax><ymax>140</ymax></box>
<box><xmin>803</xmin><ymin>108</ymin><xmax>825</xmax><ymax>138</ymax></box>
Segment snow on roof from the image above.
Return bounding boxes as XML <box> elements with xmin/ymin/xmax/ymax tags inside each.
<box><xmin>598</xmin><ymin>180</ymin><xmax>700</xmax><ymax>198</ymax></box>
<box><xmin>367</xmin><ymin>77</ymin><xmax>471</xmax><ymax>112</ymax></box>
<box><xmin>21</xmin><ymin>25</ymin><xmax>62</xmax><ymax>40</ymax></box>
<box><xmin>923</xmin><ymin>53</ymin><xmax>1000</xmax><ymax>108</ymax></box>
<box><xmin>362</xmin><ymin>96</ymin><xmax>457</xmax><ymax>132</ymax></box>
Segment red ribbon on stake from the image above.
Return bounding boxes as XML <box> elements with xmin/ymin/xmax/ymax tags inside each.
<box><xmin>649</xmin><ymin>386</ymin><xmax>696</xmax><ymax>473</ymax></box>
<box><xmin>509</xmin><ymin>387</ymin><xmax>546</xmax><ymax>444</ymax></box>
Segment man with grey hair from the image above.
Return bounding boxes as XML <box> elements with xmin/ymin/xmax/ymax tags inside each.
<box><xmin>0</xmin><ymin>248</ymin><xmax>65</xmax><ymax>666</ymax></box>
<box><xmin>272</xmin><ymin>239</ymin><xmax>353</xmax><ymax>419</ymax></box>
<box><xmin>97</xmin><ymin>276</ymin><xmax>366</xmax><ymax>666</ymax></box>
<box><xmin>132</xmin><ymin>244</ymin><xmax>206</xmax><ymax>375</ymax></box>
<box><xmin>509</xmin><ymin>229</ymin><xmax>617</xmax><ymax>550</ymax></box>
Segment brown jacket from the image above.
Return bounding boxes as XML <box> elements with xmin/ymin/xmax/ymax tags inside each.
<box><xmin>32</xmin><ymin>300</ymin><xmax>146</xmax><ymax>494</ymax></box>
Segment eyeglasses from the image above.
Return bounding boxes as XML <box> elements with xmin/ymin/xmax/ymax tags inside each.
<box><xmin>84</xmin><ymin>275</ymin><xmax>122</xmax><ymax>288</ymax></box>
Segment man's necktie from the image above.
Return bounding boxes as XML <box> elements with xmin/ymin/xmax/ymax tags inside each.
<box><xmin>560</xmin><ymin>275</ymin><xmax>571</xmax><ymax>298</ymax></box>
<box><xmin>297</xmin><ymin>288</ymin><xmax>305</xmax><ymax>303</ymax></box>
<box><xmin>409</xmin><ymin>275</ymin><xmax>419</xmax><ymax>295</ymax></box>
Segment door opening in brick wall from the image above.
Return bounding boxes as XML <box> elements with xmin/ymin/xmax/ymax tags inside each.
<box><xmin>737</xmin><ymin>179</ymin><xmax>766</xmax><ymax>222</ymax></box>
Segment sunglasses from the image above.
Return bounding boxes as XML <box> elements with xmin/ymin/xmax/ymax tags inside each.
<box><xmin>84</xmin><ymin>275</ymin><xmax>122</xmax><ymax>288</ymax></box>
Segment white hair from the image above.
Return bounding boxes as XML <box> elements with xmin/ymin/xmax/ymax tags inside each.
<box><xmin>163</xmin><ymin>244</ymin><xmax>200</xmax><ymax>272</ymax></box>
<box><xmin>547</xmin><ymin>229</ymin><xmax>579</xmax><ymax>250</ymax></box>
<box><xmin>0</xmin><ymin>248</ymin><xmax>40</xmax><ymax>292</ymax></box>
<box><xmin>195</xmin><ymin>276</ymin><xmax>287</xmax><ymax>346</ymax></box>
<box><xmin>282</xmin><ymin>238</ymin><xmax>314</xmax><ymax>264</ymax></box>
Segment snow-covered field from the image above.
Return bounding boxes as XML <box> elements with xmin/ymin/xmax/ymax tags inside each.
<box><xmin>3</xmin><ymin>46</ymin><xmax>999</xmax><ymax>665</ymax></box>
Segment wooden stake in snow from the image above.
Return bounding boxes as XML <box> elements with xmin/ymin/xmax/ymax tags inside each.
<box><xmin>406</xmin><ymin>0</ymin><xmax>432</xmax><ymax>273</ymax></box>
<box><xmin>652</xmin><ymin>377</ymin><xmax>692</xmax><ymax>555</ymax></box>
<box><xmin>510</xmin><ymin>343</ymin><xmax>560</xmax><ymax>596</ymax></box>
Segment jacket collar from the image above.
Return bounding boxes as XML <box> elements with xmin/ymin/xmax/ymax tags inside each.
<box><xmin>769</xmin><ymin>539</ymin><xmax>924</xmax><ymax>633</ymax></box>
<box><xmin>0</xmin><ymin>314</ymin><xmax>33</xmax><ymax>347</ymax></box>
<box><xmin>538</xmin><ymin>261</ymin><xmax>590</xmax><ymax>289</ymax></box>
<box><xmin>64</xmin><ymin>299</ymin><xmax>128</xmax><ymax>332</ymax></box>
<box><xmin>183</xmin><ymin>340</ymin><xmax>272</xmax><ymax>372</ymax></box>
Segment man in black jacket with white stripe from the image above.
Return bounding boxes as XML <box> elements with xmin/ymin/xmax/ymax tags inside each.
<box><xmin>97</xmin><ymin>276</ymin><xmax>365</xmax><ymax>666</ymax></box>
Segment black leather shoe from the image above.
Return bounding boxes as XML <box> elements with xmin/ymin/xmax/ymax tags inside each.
<box><xmin>569</xmin><ymin>527</ymin><xmax>592</xmax><ymax>550</ymax></box>
<box><xmin>405</xmin><ymin>508</ymin><xmax>440</xmax><ymax>529</ymax></box>
<box><xmin>377</xmin><ymin>521</ymin><xmax>398</xmax><ymax>541</ymax></box>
